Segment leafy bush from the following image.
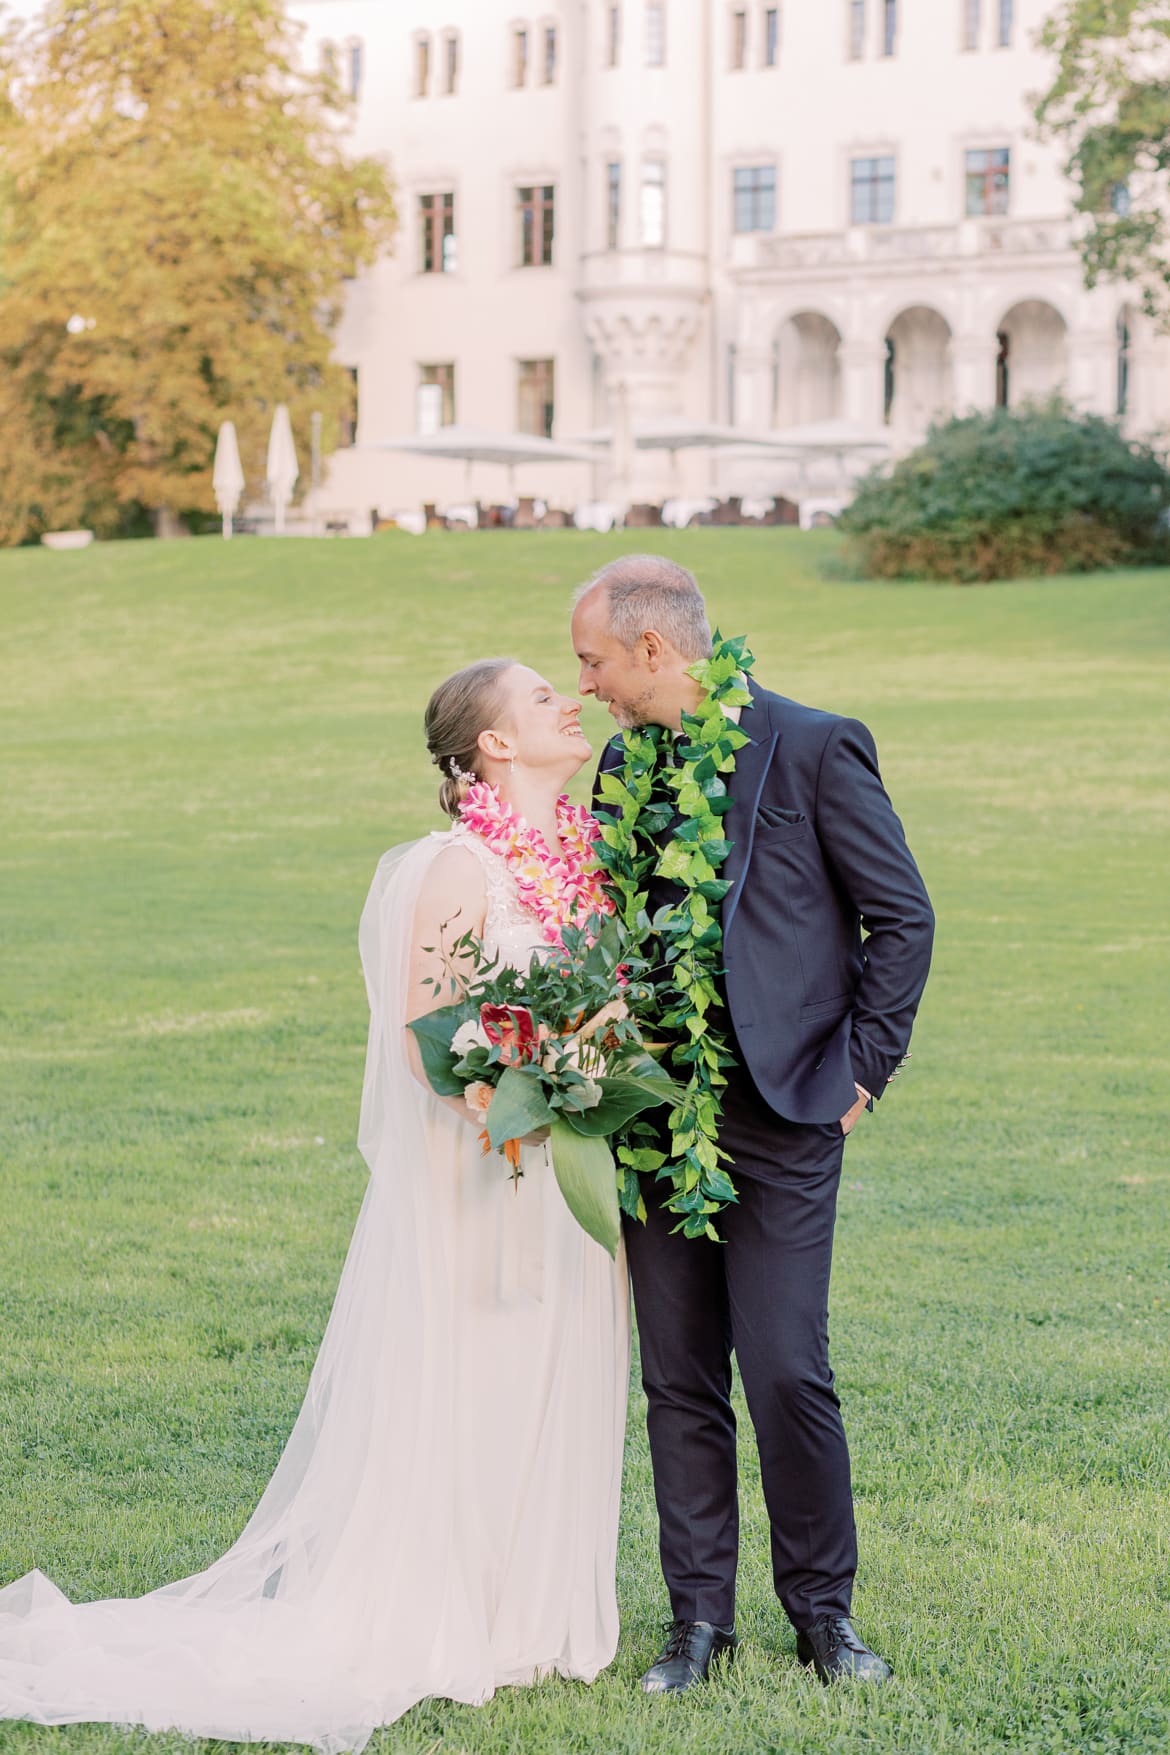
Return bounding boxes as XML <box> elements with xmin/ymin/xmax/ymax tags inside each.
<box><xmin>840</xmin><ymin>401</ymin><xmax>1170</xmax><ymax>582</ymax></box>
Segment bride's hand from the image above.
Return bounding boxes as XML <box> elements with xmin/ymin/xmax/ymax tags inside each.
<box><xmin>519</xmin><ymin>1126</ymin><xmax>551</xmax><ymax>1147</ymax></box>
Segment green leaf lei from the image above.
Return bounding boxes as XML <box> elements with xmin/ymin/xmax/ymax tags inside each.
<box><xmin>593</xmin><ymin>632</ymin><xmax>754</xmax><ymax>1240</ymax></box>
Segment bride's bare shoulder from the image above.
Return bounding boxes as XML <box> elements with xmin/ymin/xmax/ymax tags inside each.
<box><xmin>414</xmin><ymin>835</ymin><xmax>487</xmax><ymax>922</ymax></box>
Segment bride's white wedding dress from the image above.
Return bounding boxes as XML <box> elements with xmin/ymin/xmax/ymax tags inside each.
<box><xmin>0</xmin><ymin>829</ymin><xmax>630</xmax><ymax>1752</ymax></box>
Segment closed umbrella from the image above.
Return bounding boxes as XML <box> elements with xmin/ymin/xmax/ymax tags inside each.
<box><xmin>212</xmin><ymin>420</ymin><xmax>245</xmax><ymax>541</ymax></box>
<box><xmin>266</xmin><ymin>405</ymin><xmax>299</xmax><ymax>534</ymax></box>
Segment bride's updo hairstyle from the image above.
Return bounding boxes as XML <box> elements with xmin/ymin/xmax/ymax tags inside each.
<box><xmin>425</xmin><ymin>658</ymin><xmax>517</xmax><ymax>819</ymax></box>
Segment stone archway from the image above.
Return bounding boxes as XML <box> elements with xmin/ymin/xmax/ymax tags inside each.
<box><xmin>883</xmin><ymin>306</ymin><xmax>953</xmax><ymax>439</ymax></box>
<box><xmin>774</xmin><ymin>311</ymin><xmax>843</xmax><ymax>425</ymax></box>
<box><xmin>995</xmin><ymin>300</ymin><xmax>1069</xmax><ymax>408</ymax></box>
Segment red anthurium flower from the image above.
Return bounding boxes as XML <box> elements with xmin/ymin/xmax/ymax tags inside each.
<box><xmin>479</xmin><ymin>1003</ymin><xmax>542</xmax><ymax>1065</ymax></box>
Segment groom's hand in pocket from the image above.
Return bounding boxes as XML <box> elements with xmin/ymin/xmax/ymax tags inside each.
<box><xmin>839</xmin><ymin>1083</ymin><xmax>871</xmax><ymax>1137</ymax></box>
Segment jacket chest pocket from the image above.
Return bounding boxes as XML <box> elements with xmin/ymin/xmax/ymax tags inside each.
<box><xmin>753</xmin><ymin>806</ymin><xmax>809</xmax><ymax>844</ymax></box>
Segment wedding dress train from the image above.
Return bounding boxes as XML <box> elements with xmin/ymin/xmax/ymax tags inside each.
<box><xmin>0</xmin><ymin>831</ymin><xmax>630</xmax><ymax>1751</ymax></box>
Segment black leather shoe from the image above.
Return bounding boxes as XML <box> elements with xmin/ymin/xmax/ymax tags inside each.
<box><xmin>797</xmin><ymin>1614</ymin><xmax>891</xmax><ymax>1683</ymax></box>
<box><xmin>640</xmin><ymin>1619</ymin><xmax>737</xmax><ymax>1694</ymax></box>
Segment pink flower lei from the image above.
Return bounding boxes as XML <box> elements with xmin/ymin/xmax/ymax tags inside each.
<box><xmin>456</xmin><ymin>780</ymin><xmax>615</xmax><ymax>946</ymax></box>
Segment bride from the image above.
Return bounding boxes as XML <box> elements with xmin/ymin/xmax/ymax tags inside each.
<box><xmin>0</xmin><ymin>659</ymin><xmax>630</xmax><ymax>1752</ymax></box>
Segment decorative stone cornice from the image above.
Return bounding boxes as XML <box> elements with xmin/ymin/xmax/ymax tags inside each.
<box><xmin>581</xmin><ymin>300</ymin><xmax>705</xmax><ymax>377</ymax></box>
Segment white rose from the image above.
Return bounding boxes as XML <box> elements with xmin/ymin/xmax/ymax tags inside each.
<box><xmin>576</xmin><ymin>1078</ymin><xmax>603</xmax><ymax>1110</ymax></box>
<box><xmin>452</xmin><ymin>1018</ymin><xmax>491</xmax><ymax>1057</ymax></box>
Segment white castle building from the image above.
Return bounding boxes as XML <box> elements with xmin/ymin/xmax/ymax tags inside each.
<box><xmin>289</xmin><ymin>0</ymin><xmax>1170</xmax><ymax>521</ymax></box>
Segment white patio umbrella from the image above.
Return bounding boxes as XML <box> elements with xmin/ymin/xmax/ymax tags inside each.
<box><xmin>570</xmin><ymin>417</ymin><xmax>782</xmax><ymax>497</ymax></box>
<box><xmin>371</xmin><ymin>426</ymin><xmax>597</xmax><ymax>503</ymax></box>
<box><xmin>727</xmin><ymin>419</ymin><xmax>893</xmax><ymax>502</ymax></box>
<box><xmin>569</xmin><ymin>418</ymin><xmax>781</xmax><ymax>453</ymax></box>
<box><xmin>756</xmin><ymin>418</ymin><xmax>893</xmax><ymax>457</ymax></box>
<box><xmin>266</xmin><ymin>405</ymin><xmax>299</xmax><ymax>534</ymax></box>
<box><xmin>212</xmin><ymin>420</ymin><xmax>245</xmax><ymax>541</ymax></box>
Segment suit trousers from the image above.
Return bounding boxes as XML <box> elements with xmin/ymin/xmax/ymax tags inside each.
<box><xmin>624</xmin><ymin>1062</ymin><xmax>858</xmax><ymax>1631</ymax></box>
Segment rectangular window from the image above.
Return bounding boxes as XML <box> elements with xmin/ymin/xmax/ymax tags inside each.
<box><xmin>517</xmin><ymin>184</ymin><xmax>556</xmax><ymax>265</ymax></box>
<box><xmin>962</xmin><ymin>0</ymin><xmax>980</xmax><ymax>49</ymax></box>
<box><xmin>340</xmin><ymin>366</ymin><xmax>358</xmax><ymax>446</ymax></box>
<box><xmin>882</xmin><ymin>0</ymin><xmax>897</xmax><ymax>55</ymax></box>
<box><xmin>517</xmin><ymin>359</ymin><xmax>555</xmax><ymax>437</ymax></box>
<box><xmin>512</xmin><ymin>26</ymin><xmax>528</xmax><ymax>86</ymax></box>
<box><xmin>640</xmin><ymin>158</ymin><xmax>666</xmax><ymax>247</ymax></box>
<box><xmin>543</xmin><ymin>24</ymin><xmax>557</xmax><ymax>82</ymax></box>
<box><xmin>443</xmin><ymin>31</ymin><xmax>459</xmax><ymax>93</ymax></box>
<box><xmin>646</xmin><ymin>1</ymin><xmax>666</xmax><ymax>65</ymax></box>
<box><xmin>965</xmin><ymin>146</ymin><xmax>1010</xmax><ymax>215</ymax></box>
<box><xmin>414</xmin><ymin>35</ymin><xmax>430</xmax><ymax>96</ymax></box>
<box><xmin>733</xmin><ymin>165</ymin><xmax>776</xmax><ymax>233</ymax></box>
<box><xmin>851</xmin><ymin>155</ymin><xmax>896</xmax><ymax>224</ymax></box>
<box><xmin>606</xmin><ymin>160</ymin><xmax>622</xmax><ymax>249</ymax></box>
<box><xmin>997</xmin><ymin>0</ymin><xmax>1013</xmax><ymax>45</ymax></box>
<box><xmin>731</xmin><ymin>9</ymin><xmax>748</xmax><ymax>68</ymax></box>
<box><xmin>418</xmin><ymin>363</ymin><xmax>456</xmax><ymax>431</ymax></box>
<box><xmin>419</xmin><ymin>193</ymin><xmax>457</xmax><ymax>273</ymax></box>
<box><xmin>848</xmin><ymin>0</ymin><xmax>865</xmax><ymax>59</ymax></box>
<box><xmin>764</xmin><ymin>6</ymin><xmax>780</xmax><ymax>65</ymax></box>
<box><xmin>346</xmin><ymin>40</ymin><xmax>363</xmax><ymax>99</ymax></box>
<box><xmin>607</xmin><ymin>3</ymin><xmax>621</xmax><ymax>66</ymax></box>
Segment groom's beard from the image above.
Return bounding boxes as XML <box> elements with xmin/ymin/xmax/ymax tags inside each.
<box><xmin>605</xmin><ymin>687</ymin><xmax>657</xmax><ymax>729</ymax></box>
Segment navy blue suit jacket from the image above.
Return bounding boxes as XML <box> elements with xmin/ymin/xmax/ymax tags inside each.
<box><xmin>597</xmin><ymin>678</ymin><xmax>935</xmax><ymax>1125</ymax></box>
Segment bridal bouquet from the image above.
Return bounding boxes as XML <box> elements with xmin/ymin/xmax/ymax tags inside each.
<box><xmin>408</xmin><ymin>914</ymin><xmax>678</xmax><ymax>1257</ymax></box>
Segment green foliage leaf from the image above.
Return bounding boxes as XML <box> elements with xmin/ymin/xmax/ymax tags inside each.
<box><xmin>560</xmin><ymin>1072</ymin><xmax>680</xmax><ymax>1138</ymax></box>
<box><xmin>486</xmin><ymin>1065</ymin><xmax>552</xmax><ymax>1148</ymax></box>
<box><xmin>407</xmin><ymin>1004</ymin><xmax>472</xmax><ymax>1098</ymax></box>
<box><xmin>589</xmin><ymin>634</ymin><xmax>756</xmax><ymax>1237</ymax></box>
<box><xmin>548</xmin><ymin>1117</ymin><xmax>621</xmax><ymax>1258</ymax></box>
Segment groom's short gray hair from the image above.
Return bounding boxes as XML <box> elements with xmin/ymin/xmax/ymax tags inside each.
<box><xmin>576</xmin><ymin>554</ymin><xmax>712</xmax><ymax>660</ymax></box>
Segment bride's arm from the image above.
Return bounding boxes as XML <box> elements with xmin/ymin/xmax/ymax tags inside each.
<box><xmin>406</xmin><ymin>843</ymin><xmax>488</xmax><ymax>1122</ymax></box>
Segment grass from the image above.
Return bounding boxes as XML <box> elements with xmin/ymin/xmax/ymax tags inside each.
<box><xmin>1</xmin><ymin>529</ymin><xmax>1168</xmax><ymax>1755</ymax></box>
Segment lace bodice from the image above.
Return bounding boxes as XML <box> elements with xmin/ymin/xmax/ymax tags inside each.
<box><xmin>449</xmin><ymin>824</ymin><xmax>548</xmax><ymax>971</ymax></box>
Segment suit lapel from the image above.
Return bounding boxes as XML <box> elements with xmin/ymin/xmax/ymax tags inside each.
<box><xmin>722</xmin><ymin>682</ymin><xmax>779</xmax><ymax>939</ymax></box>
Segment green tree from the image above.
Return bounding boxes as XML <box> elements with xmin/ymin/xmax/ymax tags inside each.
<box><xmin>1034</xmin><ymin>1</ymin><xmax>1170</xmax><ymax>324</ymax></box>
<box><xmin>0</xmin><ymin>0</ymin><xmax>396</xmax><ymax>542</ymax></box>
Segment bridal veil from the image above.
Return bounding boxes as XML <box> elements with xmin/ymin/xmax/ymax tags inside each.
<box><xmin>0</xmin><ymin>835</ymin><xmax>627</xmax><ymax>1750</ymax></box>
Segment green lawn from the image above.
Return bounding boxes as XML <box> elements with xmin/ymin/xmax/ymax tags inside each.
<box><xmin>1</xmin><ymin>531</ymin><xmax>1168</xmax><ymax>1755</ymax></box>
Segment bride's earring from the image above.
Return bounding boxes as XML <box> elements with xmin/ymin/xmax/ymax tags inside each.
<box><xmin>509</xmin><ymin>755</ymin><xmax>516</xmax><ymax>774</ymax></box>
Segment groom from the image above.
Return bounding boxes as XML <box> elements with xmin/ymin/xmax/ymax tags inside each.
<box><xmin>572</xmin><ymin>554</ymin><xmax>934</xmax><ymax>1693</ymax></box>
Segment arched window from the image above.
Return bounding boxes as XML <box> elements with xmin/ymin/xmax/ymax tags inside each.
<box><xmin>442</xmin><ymin>31</ymin><xmax>460</xmax><ymax>94</ymax></box>
<box><xmin>848</xmin><ymin>0</ymin><xmax>866</xmax><ymax>60</ymax></box>
<box><xmin>646</xmin><ymin>1</ymin><xmax>666</xmax><ymax>65</ymax></box>
<box><xmin>640</xmin><ymin>159</ymin><xmax>666</xmax><ymax>248</ymax></box>
<box><xmin>882</xmin><ymin>0</ymin><xmax>897</xmax><ymax>56</ymax></box>
<box><xmin>511</xmin><ymin>25</ymin><xmax>529</xmax><ymax>87</ymax></box>
<box><xmin>995</xmin><ymin>329</ymin><xmax>1010</xmax><ymax>407</ymax></box>
<box><xmin>962</xmin><ymin>0</ymin><xmax>981</xmax><ymax>51</ymax></box>
<box><xmin>413</xmin><ymin>34</ymin><xmax>431</xmax><ymax>97</ymax></box>
<box><xmin>1117</xmin><ymin>311</ymin><xmax>1131</xmax><ymax>417</ymax></box>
